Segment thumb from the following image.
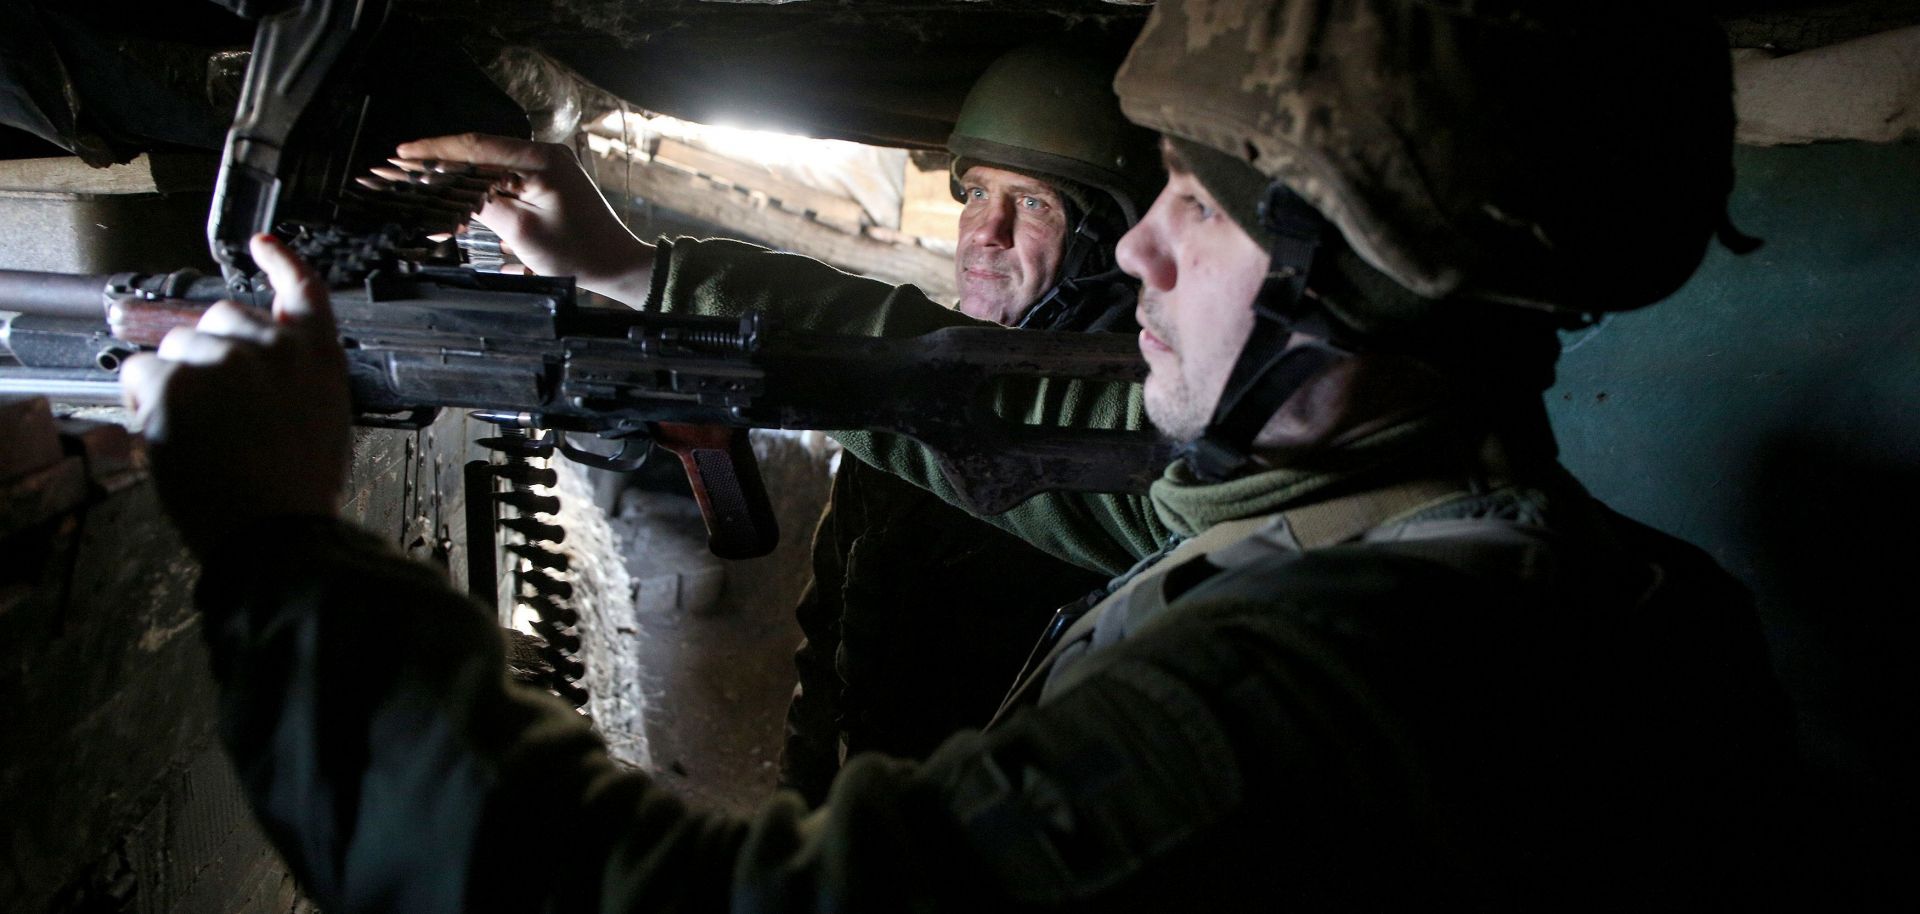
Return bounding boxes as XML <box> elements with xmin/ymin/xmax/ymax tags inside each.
<box><xmin>249</xmin><ymin>233</ymin><xmax>337</xmax><ymax>339</ymax></box>
<box><xmin>117</xmin><ymin>351</ymin><xmax>172</xmax><ymax>432</ymax></box>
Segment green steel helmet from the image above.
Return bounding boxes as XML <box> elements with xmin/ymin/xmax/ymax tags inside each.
<box><xmin>1114</xmin><ymin>0</ymin><xmax>1739</xmax><ymax>315</ymax></box>
<box><xmin>948</xmin><ymin>43</ymin><xmax>1164</xmax><ymax>226</ymax></box>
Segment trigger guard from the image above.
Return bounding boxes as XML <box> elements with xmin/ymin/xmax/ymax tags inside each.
<box><xmin>555</xmin><ymin>429</ymin><xmax>654</xmax><ymax>472</ymax></box>
<box><xmin>354</xmin><ymin>406</ymin><xmax>440</xmax><ymax>430</ymax></box>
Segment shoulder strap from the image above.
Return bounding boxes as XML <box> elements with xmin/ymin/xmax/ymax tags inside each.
<box><xmin>1260</xmin><ymin>476</ymin><xmax>1465</xmax><ymax>554</ymax></box>
<box><xmin>990</xmin><ymin>477</ymin><xmax>1471</xmax><ymax>727</ymax></box>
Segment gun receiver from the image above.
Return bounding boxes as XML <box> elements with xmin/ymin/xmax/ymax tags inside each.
<box><xmin>0</xmin><ymin>267</ymin><xmax>1171</xmax><ymax>557</ymax></box>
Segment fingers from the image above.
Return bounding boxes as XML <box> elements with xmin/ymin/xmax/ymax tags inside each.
<box><xmin>395</xmin><ymin>133</ymin><xmax>562</xmax><ymax>173</ymax></box>
<box><xmin>195</xmin><ymin>300</ymin><xmax>275</xmax><ymax>345</ymax></box>
<box><xmin>118</xmin><ymin>350</ymin><xmax>217</xmax><ymax>444</ymax></box>
<box><xmin>123</xmin><ymin>309</ymin><xmax>266</xmax><ymax>427</ymax></box>
<box><xmin>118</xmin><ymin>351</ymin><xmax>171</xmax><ymax>421</ymax></box>
<box><xmin>157</xmin><ymin>326</ymin><xmax>250</xmax><ymax>366</ymax></box>
<box><xmin>248</xmin><ymin>234</ymin><xmax>336</xmax><ymax>338</ymax></box>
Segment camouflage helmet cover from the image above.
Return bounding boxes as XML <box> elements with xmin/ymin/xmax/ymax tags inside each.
<box><xmin>948</xmin><ymin>42</ymin><xmax>1165</xmax><ymax>225</ymax></box>
<box><xmin>1114</xmin><ymin>0</ymin><xmax>1737</xmax><ymax>313</ymax></box>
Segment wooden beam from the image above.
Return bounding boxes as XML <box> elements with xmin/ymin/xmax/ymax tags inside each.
<box><xmin>900</xmin><ymin>161</ymin><xmax>962</xmax><ymax>242</ymax></box>
<box><xmin>0</xmin><ymin>153</ymin><xmax>216</xmax><ymax>195</ymax></box>
<box><xmin>652</xmin><ymin>138</ymin><xmax>868</xmax><ymax>233</ymax></box>
<box><xmin>588</xmin><ymin>142</ymin><xmax>956</xmax><ymax>302</ymax></box>
<box><xmin>1732</xmin><ymin>28</ymin><xmax>1920</xmax><ymax>146</ymax></box>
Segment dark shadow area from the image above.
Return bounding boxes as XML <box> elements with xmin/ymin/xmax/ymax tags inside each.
<box><xmin>1549</xmin><ymin>140</ymin><xmax>1919</xmax><ymax>905</ymax></box>
<box><xmin>1752</xmin><ymin>430</ymin><xmax>1917</xmax><ymax>906</ymax></box>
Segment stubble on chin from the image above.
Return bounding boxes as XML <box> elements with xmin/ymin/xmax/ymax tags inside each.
<box><xmin>1143</xmin><ymin>370</ymin><xmax>1207</xmax><ymax>442</ymax></box>
<box><xmin>966</xmin><ymin>288</ymin><xmax>1042</xmax><ymax>326</ymax></box>
<box><xmin>1139</xmin><ymin>307</ymin><xmax>1206</xmax><ymax>440</ymax></box>
<box><xmin>955</xmin><ymin>267</ymin><xmax>1022</xmax><ymax>324</ymax></box>
<box><xmin>958</xmin><ymin>291</ymin><xmax>1014</xmax><ymax>324</ymax></box>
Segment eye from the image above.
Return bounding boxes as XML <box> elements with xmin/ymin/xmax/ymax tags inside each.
<box><xmin>965</xmin><ymin>187</ymin><xmax>986</xmax><ymax>202</ymax></box>
<box><xmin>1020</xmin><ymin>195</ymin><xmax>1048</xmax><ymax>212</ymax></box>
<box><xmin>1183</xmin><ymin>195</ymin><xmax>1216</xmax><ymax>220</ymax></box>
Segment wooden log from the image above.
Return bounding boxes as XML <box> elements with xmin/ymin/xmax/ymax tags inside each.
<box><xmin>653</xmin><ymin>138</ymin><xmax>868</xmax><ymax>233</ymax></box>
<box><xmin>587</xmin><ymin>141</ymin><xmax>955</xmax><ymax>302</ymax></box>
<box><xmin>900</xmin><ymin>160</ymin><xmax>962</xmax><ymax>242</ymax></box>
<box><xmin>0</xmin><ymin>154</ymin><xmax>217</xmax><ymax>195</ymax></box>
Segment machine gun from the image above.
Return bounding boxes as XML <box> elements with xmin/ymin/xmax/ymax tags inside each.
<box><xmin>0</xmin><ymin>0</ymin><xmax>1169</xmax><ymax>709</ymax></box>
<box><xmin>0</xmin><ymin>267</ymin><xmax>1170</xmax><ymax>559</ymax></box>
<box><xmin>0</xmin><ymin>0</ymin><xmax>1169</xmax><ymax>558</ymax></box>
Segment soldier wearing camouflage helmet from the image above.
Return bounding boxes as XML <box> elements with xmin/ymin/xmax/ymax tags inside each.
<box><xmin>126</xmin><ymin>2</ymin><xmax>1795</xmax><ymax>910</ymax></box>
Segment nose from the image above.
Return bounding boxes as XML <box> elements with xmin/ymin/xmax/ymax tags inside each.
<box><xmin>962</xmin><ymin>196</ymin><xmax>1016</xmax><ymax>251</ymax></box>
<box><xmin>1116</xmin><ymin>203</ymin><xmax>1173</xmax><ymax>292</ymax></box>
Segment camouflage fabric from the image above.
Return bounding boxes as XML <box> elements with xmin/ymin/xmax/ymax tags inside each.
<box><xmin>184</xmin><ymin>235</ymin><xmax>1796</xmax><ymax>911</ymax></box>
<box><xmin>195</xmin><ymin>428</ymin><xmax>1795</xmax><ymax>912</ymax></box>
<box><xmin>1115</xmin><ymin>0</ymin><xmax>1737</xmax><ymax>313</ymax></box>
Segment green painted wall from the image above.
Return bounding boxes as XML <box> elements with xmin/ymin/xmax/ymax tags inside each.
<box><xmin>1547</xmin><ymin>140</ymin><xmax>1918</xmax><ymax>893</ymax></box>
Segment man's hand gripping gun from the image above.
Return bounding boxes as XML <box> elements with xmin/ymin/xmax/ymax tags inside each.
<box><xmin>0</xmin><ymin>268</ymin><xmax>1171</xmax><ymax>558</ymax></box>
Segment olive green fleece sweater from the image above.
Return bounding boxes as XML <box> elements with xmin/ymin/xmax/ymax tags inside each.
<box><xmin>646</xmin><ymin>237</ymin><xmax>1163</xmax><ymax>574</ymax></box>
<box><xmin>644</xmin><ymin>237</ymin><xmax>1435</xmax><ymax>576</ymax></box>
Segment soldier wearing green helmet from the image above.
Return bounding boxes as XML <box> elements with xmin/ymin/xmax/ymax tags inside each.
<box><xmin>779</xmin><ymin>42</ymin><xmax>1163</xmax><ymax>803</ymax></box>
<box><xmin>945</xmin><ymin>42</ymin><xmax>1163</xmax><ymax>331</ymax></box>
<box><xmin>123</xmin><ymin>1</ymin><xmax>1796</xmax><ymax>910</ymax></box>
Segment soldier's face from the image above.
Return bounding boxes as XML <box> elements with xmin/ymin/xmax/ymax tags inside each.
<box><xmin>954</xmin><ymin>165</ymin><xmax>1070</xmax><ymax>326</ymax></box>
<box><xmin>1116</xmin><ymin>162</ymin><xmax>1267</xmax><ymax>441</ymax></box>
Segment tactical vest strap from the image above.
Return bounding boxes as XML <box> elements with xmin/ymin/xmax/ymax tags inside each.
<box><xmin>993</xmin><ymin>477</ymin><xmax>1471</xmax><ymax>725</ymax></box>
<box><xmin>988</xmin><ymin>516</ymin><xmax>1275</xmax><ymax>728</ymax></box>
<box><xmin>1180</xmin><ymin>182</ymin><xmax>1347</xmax><ymax>482</ymax></box>
<box><xmin>1280</xmin><ymin>477</ymin><xmax>1465</xmax><ymax>551</ymax></box>
<box><xmin>1017</xmin><ymin>208</ymin><xmax>1106</xmax><ymax>330</ymax></box>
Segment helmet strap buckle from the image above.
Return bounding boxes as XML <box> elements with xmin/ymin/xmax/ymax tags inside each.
<box><xmin>1017</xmin><ymin>207</ymin><xmax>1108</xmax><ymax>331</ymax></box>
<box><xmin>1180</xmin><ymin>182</ymin><xmax>1349</xmax><ymax>482</ymax></box>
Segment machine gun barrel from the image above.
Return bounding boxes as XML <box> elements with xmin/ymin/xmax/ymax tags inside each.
<box><xmin>1</xmin><ymin>265</ymin><xmax>1172</xmax><ymax>558</ymax></box>
<box><xmin>0</xmin><ymin>271</ymin><xmax>120</xmax><ymax>320</ymax></box>
<box><xmin>0</xmin><ymin>365</ymin><xmax>122</xmax><ymax>405</ymax></box>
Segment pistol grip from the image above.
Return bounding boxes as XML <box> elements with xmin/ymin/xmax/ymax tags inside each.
<box><xmin>651</xmin><ymin>423</ymin><xmax>779</xmax><ymax>560</ymax></box>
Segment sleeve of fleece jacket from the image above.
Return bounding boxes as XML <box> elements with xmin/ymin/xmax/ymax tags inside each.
<box><xmin>197</xmin><ymin>516</ymin><xmax>1426</xmax><ymax>914</ymax></box>
<box><xmin>196</xmin><ymin>518</ymin><xmax>984</xmax><ymax>914</ymax></box>
<box><xmin>645</xmin><ymin>237</ymin><xmax>1169</xmax><ymax>575</ymax></box>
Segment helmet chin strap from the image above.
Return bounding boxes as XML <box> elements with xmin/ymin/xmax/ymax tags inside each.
<box><xmin>1180</xmin><ymin>183</ymin><xmax>1351</xmax><ymax>483</ymax></box>
<box><xmin>1016</xmin><ymin>207</ymin><xmax>1108</xmax><ymax>331</ymax></box>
